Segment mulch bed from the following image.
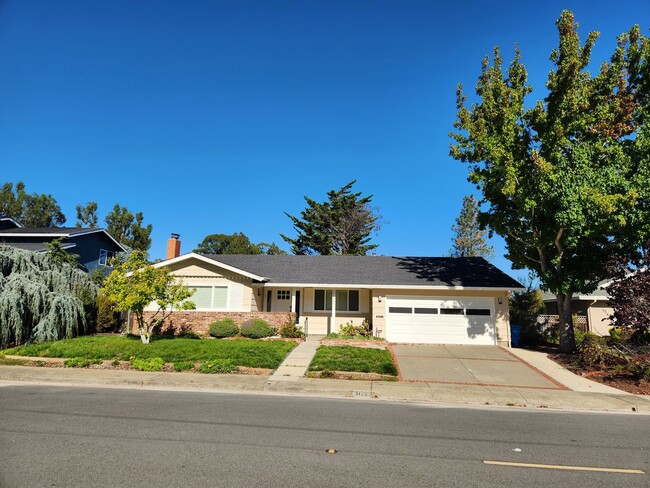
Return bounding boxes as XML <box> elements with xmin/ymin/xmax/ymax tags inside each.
<box><xmin>306</xmin><ymin>370</ymin><xmax>396</xmax><ymax>381</ymax></box>
<box><xmin>546</xmin><ymin>349</ymin><xmax>650</xmax><ymax>395</ymax></box>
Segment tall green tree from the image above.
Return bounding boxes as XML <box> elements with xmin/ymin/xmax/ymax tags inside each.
<box><xmin>450</xmin><ymin>195</ymin><xmax>494</xmax><ymax>259</ymax></box>
<box><xmin>75</xmin><ymin>202</ymin><xmax>99</xmax><ymax>228</ymax></box>
<box><xmin>105</xmin><ymin>204</ymin><xmax>153</xmax><ymax>252</ymax></box>
<box><xmin>281</xmin><ymin>180</ymin><xmax>381</xmax><ymax>255</ymax></box>
<box><xmin>0</xmin><ymin>182</ymin><xmax>65</xmax><ymax>227</ymax></box>
<box><xmin>103</xmin><ymin>250</ymin><xmax>195</xmax><ymax>344</ymax></box>
<box><xmin>194</xmin><ymin>232</ymin><xmax>286</xmax><ymax>255</ymax></box>
<box><xmin>450</xmin><ymin>11</ymin><xmax>649</xmax><ymax>352</ymax></box>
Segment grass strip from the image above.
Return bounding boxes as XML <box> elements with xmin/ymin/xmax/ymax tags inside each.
<box><xmin>308</xmin><ymin>345</ymin><xmax>398</xmax><ymax>375</ymax></box>
<box><xmin>3</xmin><ymin>336</ymin><xmax>298</xmax><ymax>369</ymax></box>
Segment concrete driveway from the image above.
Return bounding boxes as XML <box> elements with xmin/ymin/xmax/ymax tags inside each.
<box><xmin>390</xmin><ymin>344</ymin><xmax>567</xmax><ymax>390</ymax></box>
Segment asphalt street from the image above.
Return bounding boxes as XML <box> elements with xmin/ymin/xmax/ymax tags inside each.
<box><xmin>0</xmin><ymin>385</ymin><xmax>647</xmax><ymax>487</ymax></box>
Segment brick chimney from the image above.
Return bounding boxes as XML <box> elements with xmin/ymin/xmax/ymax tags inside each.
<box><xmin>166</xmin><ymin>233</ymin><xmax>181</xmax><ymax>259</ymax></box>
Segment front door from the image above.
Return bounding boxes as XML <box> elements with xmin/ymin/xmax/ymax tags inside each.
<box><xmin>295</xmin><ymin>290</ymin><xmax>301</xmax><ymax>321</ymax></box>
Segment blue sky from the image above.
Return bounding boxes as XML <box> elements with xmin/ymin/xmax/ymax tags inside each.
<box><xmin>1</xmin><ymin>1</ymin><xmax>648</xmax><ymax>277</ymax></box>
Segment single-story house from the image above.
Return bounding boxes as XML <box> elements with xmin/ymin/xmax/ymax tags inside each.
<box><xmin>0</xmin><ymin>217</ymin><xmax>125</xmax><ymax>272</ymax></box>
<box><xmin>541</xmin><ymin>282</ymin><xmax>614</xmax><ymax>336</ymax></box>
<box><xmin>147</xmin><ymin>235</ymin><xmax>523</xmax><ymax>346</ymax></box>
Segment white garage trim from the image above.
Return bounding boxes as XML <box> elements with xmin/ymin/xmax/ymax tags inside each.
<box><xmin>385</xmin><ymin>296</ymin><xmax>496</xmax><ymax>345</ymax></box>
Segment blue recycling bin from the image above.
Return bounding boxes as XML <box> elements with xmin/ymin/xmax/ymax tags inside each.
<box><xmin>510</xmin><ymin>324</ymin><xmax>522</xmax><ymax>348</ymax></box>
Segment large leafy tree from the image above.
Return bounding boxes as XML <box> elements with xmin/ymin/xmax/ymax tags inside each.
<box><xmin>75</xmin><ymin>201</ymin><xmax>99</xmax><ymax>228</ymax></box>
<box><xmin>103</xmin><ymin>251</ymin><xmax>195</xmax><ymax>344</ymax></box>
<box><xmin>450</xmin><ymin>195</ymin><xmax>494</xmax><ymax>259</ymax></box>
<box><xmin>194</xmin><ymin>232</ymin><xmax>285</xmax><ymax>255</ymax></box>
<box><xmin>0</xmin><ymin>182</ymin><xmax>65</xmax><ymax>227</ymax></box>
<box><xmin>281</xmin><ymin>180</ymin><xmax>380</xmax><ymax>255</ymax></box>
<box><xmin>105</xmin><ymin>204</ymin><xmax>153</xmax><ymax>252</ymax></box>
<box><xmin>450</xmin><ymin>11</ymin><xmax>649</xmax><ymax>352</ymax></box>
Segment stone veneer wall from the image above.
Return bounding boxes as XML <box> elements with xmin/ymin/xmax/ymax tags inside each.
<box><xmin>132</xmin><ymin>311</ymin><xmax>296</xmax><ymax>336</ymax></box>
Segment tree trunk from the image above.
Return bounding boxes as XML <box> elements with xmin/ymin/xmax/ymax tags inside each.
<box><xmin>556</xmin><ymin>293</ymin><xmax>576</xmax><ymax>353</ymax></box>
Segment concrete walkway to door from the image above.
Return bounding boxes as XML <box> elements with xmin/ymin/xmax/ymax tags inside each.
<box><xmin>391</xmin><ymin>344</ymin><xmax>567</xmax><ymax>390</ymax></box>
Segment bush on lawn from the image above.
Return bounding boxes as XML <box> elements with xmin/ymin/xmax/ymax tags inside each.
<box><xmin>131</xmin><ymin>357</ymin><xmax>165</xmax><ymax>371</ymax></box>
<box><xmin>240</xmin><ymin>319</ymin><xmax>275</xmax><ymax>339</ymax></box>
<box><xmin>209</xmin><ymin>318</ymin><xmax>240</xmax><ymax>338</ymax></box>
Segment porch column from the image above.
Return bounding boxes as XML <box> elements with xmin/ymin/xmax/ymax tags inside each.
<box><xmin>291</xmin><ymin>289</ymin><xmax>296</xmax><ymax>314</ymax></box>
<box><xmin>331</xmin><ymin>290</ymin><xmax>336</xmax><ymax>334</ymax></box>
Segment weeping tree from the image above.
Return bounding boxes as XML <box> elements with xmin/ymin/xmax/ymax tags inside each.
<box><xmin>0</xmin><ymin>246</ymin><xmax>98</xmax><ymax>348</ymax></box>
<box><xmin>103</xmin><ymin>251</ymin><xmax>195</xmax><ymax>344</ymax></box>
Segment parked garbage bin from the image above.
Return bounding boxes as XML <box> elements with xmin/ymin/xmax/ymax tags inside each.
<box><xmin>510</xmin><ymin>324</ymin><xmax>522</xmax><ymax>348</ymax></box>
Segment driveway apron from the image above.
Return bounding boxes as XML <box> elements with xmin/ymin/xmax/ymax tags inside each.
<box><xmin>390</xmin><ymin>344</ymin><xmax>567</xmax><ymax>390</ymax></box>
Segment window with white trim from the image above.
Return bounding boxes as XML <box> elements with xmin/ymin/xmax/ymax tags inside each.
<box><xmin>188</xmin><ymin>285</ymin><xmax>228</xmax><ymax>309</ymax></box>
<box><xmin>314</xmin><ymin>290</ymin><xmax>359</xmax><ymax>312</ymax></box>
<box><xmin>277</xmin><ymin>290</ymin><xmax>290</xmax><ymax>300</ymax></box>
<box><xmin>98</xmin><ymin>249</ymin><xmax>114</xmax><ymax>266</ymax></box>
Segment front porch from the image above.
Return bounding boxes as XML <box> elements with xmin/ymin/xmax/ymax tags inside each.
<box><xmin>258</xmin><ymin>285</ymin><xmax>373</xmax><ymax>337</ymax></box>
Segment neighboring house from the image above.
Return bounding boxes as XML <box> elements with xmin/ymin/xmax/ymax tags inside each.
<box><xmin>541</xmin><ymin>282</ymin><xmax>614</xmax><ymax>336</ymax></box>
<box><xmin>147</xmin><ymin>235</ymin><xmax>523</xmax><ymax>346</ymax></box>
<box><xmin>0</xmin><ymin>217</ymin><xmax>125</xmax><ymax>272</ymax></box>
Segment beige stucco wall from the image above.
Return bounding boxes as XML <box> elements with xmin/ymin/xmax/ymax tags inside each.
<box><xmin>148</xmin><ymin>257</ymin><xmax>255</xmax><ymax>312</ymax></box>
<box><xmin>587</xmin><ymin>301</ymin><xmax>614</xmax><ymax>336</ymax></box>
<box><xmin>300</xmin><ymin>288</ymin><xmax>372</xmax><ymax>335</ymax></box>
<box><xmin>371</xmin><ymin>288</ymin><xmax>511</xmax><ymax>346</ymax></box>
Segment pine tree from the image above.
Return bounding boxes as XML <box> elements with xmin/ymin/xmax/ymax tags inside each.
<box><xmin>450</xmin><ymin>195</ymin><xmax>494</xmax><ymax>259</ymax></box>
<box><xmin>281</xmin><ymin>181</ymin><xmax>381</xmax><ymax>255</ymax></box>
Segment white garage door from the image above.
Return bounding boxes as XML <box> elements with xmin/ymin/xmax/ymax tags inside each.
<box><xmin>385</xmin><ymin>296</ymin><xmax>496</xmax><ymax>345</ymax></box>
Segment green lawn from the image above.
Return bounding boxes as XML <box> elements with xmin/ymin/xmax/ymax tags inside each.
<box><xmin>308</xmin><ymin>345</ymin><xmax>398</xmax><ymax>376</ymax></box>
<box><xmin>3</xmin><ymin>336</ymin><xmax>298</xmax><ymax>369</ymax></box>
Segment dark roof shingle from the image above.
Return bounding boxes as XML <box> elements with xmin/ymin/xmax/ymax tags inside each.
<box><xmin>202</xmin><ymin>255</ymin><xmax>522</xmax><ymax>288</ymax></box>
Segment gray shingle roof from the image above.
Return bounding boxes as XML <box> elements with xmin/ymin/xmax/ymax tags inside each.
<box><xmin>203</xmin><ymin>254</ymin><xmax>522</xmax><ymax>288</ymax></box>
<box><xmin>0</xmin><ymin>227</ymin><xmax>98</xmax><ymax>235</ymax></box>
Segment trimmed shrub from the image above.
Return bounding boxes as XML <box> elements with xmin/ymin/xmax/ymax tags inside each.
<box><xmin>240</xmin><ymin>319</ymin><xmax>275</xmax><ymax>339</ymax></box>
<box><xmin>199</xmin><ymin>359</ymin><xmax>237</xmax><ymax>374</ymax></box>
<box><xmin>209</xmin><ymin>318</ymin><xmax>239</xmax><ymax>338</ymax></box>
<box><xmin>131</xmin><ymin>357</ymin><xmax>165</xmax><ymax>371</ymax></box>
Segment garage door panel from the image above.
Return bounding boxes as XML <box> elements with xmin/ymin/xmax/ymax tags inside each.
<box><xmin>386</xmin><ymin>295</ymin><xmax>496</xmax><ymax>345</ymax></box>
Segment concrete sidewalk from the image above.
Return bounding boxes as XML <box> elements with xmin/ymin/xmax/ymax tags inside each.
<box><xmin>1</xmin><ymin>365</ymin><xmax>648</xmax><ymax>414</ymax></box>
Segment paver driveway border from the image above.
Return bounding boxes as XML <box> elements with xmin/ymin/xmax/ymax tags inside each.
<box><xmin>388</xmin><ymin>344</ymin><xmax>569</xmax><ymax>391</ymax></box>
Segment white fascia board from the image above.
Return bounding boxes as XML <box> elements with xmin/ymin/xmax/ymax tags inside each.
<box><xmin>263</xmin><ymin>283</ymin><xmax>523</xmax><ymax>291</ymax></box>
<box><xmin>152</xmin><ymin>252</ymin><xmax>267</xmax><ymax>281</ymax></box>
<box><xmin>0</xmin><ymin>217</ymin><xmax>22</xmax><ymax>228</ymax></box>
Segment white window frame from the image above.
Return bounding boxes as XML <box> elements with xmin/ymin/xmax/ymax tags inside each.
<box><xmin>186</xmin><ymin>284</ymin><xmax>229</xmax><ymax>311</ymax></box>
<box><xmin>98</xmin><ymin>249</ymin><xmax>114</xmax><ymax>267</ymax></box>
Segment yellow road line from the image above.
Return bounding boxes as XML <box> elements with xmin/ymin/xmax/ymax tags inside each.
<box><xmin>483</xmin><ymin>460</ymin><xmax>645</xmax><ymax>475</ymax></box>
